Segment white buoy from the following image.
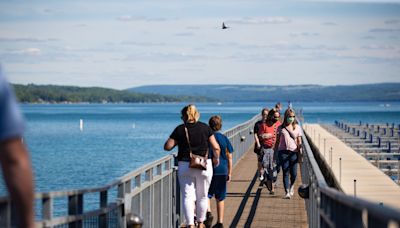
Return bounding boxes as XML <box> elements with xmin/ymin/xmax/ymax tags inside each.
<box><xmin>80</xmin><ymin>119</ymin><xmax>84</xmax><ymax>131</ymax></box>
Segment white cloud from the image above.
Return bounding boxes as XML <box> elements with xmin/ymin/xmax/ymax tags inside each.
<box><xmin>174</xmin><ymin>32</ymin><xmax>194</xmax><ymax>37</ymax></box>
<box><xmin>361</xmin><ymin>44</ymin><xmax>396</xmax><ymax>50</ymax></box>
<box><xmin>116</xmin><ymin>15</ymin><xmax>145</xmax><ymax>21</ymax></box>
<box><xmin>19</xmin><ymin>48</ymin><xmax>41</xmax><ymax>56</ymax></box>
<box><xmin>369</xmin><ymin>28</ymin><xmax>400</xmax><ymax>33</ymax></box>
<box><xmin>0</xmin><ymin>37</ymin><xmax>59</xmax><ymax>43</ymax></box>
<box><xmin>116</xmin><ymin>15</ymin><xmax>167</xmax><ymax>22</ymax></box>
<box><xmin>228</xmin><ymin>17</ymin><xmax>292</xmax><ymax>25</ymax></box>
<box><xmin>322</xmin><ymin>22</ymin><xmax>337</xmax><ymax>26</ymax></box>
<box><xmin>385</xmin><ymin>19</ymin><xmax>400</xmax><ymax>24</ymax></box>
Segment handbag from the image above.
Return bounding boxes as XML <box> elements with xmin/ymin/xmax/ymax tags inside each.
<box><xmin>184</xmin><ymin>126</ymin><xmax>207</xmax><ymax>170</ymax></box>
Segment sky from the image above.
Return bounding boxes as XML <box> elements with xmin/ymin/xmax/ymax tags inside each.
<box><xmin>0</xmin><ymin>0</ymin><xmax>400</xmax><ymax>89</ymax></box>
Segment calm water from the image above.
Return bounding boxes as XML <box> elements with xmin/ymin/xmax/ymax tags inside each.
<box><xmin>1</xmin><ymin>101</ymin><xmax>399</xmax><ymax>196</ymax></box>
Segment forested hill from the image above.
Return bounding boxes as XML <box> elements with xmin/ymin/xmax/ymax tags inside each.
<box><xmin>129</xmin><ymin>83</ymin><xmax>400</xmax><ymax>102</ymax></box>
<box><xmin>12</xmin><ymin>84</ymin><xmax>217</xmax><ymax>103</ymax></box>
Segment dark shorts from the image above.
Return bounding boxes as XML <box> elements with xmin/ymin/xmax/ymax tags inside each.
<box><xmin>208</xmin><ymin>175</ymin><xmax>227</xmax><ymax>201</ymax></box>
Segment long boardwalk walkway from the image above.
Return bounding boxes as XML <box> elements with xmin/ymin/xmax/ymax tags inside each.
<box><xmin>303</xmin><ymin>124</ymin><xmax>400</xmax><ymax>210</ymax></box>
<box><xmin>209</xmin><ymin>148</ymin><xmax>308</xmax><ymax>228</ymax></box>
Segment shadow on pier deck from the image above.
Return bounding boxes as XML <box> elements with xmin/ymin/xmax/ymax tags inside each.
<box><xmin>210</xmin><ymin>147</ymin><xmax>308</xmax><ymax>228</ymax></box>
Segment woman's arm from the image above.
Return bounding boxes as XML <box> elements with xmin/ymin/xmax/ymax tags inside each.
<box><xmin>254</xmin><ymin>132</ymin><xmax>261</xmax><ymax>149</ymax></box>
<box><xmin>227</xmin><ymin>150</ymin><xmax>233</xmax><ymax>182</ymax></box>
<box><xmin>164</xmin><ymin>138</ymin><xmax>176</xmax><ymax>151</ymax></box>
<box><xmin>296</xmin><ymin>135</ymin><xmax>302</xmax><ymax>152</ymax></box>
<box><xmin>209</xmin><ymin>135</ymin><xmax>220</xmax><ymax>167</ymax></box>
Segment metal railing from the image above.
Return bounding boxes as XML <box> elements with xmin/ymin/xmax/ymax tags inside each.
<box><xmin>0</xmin><ymin>114</ymin><xmax>259</xmax><ymax>228</ymax></box>
<box><xmin>300</xmin><ymin>124</ymin><xmax>400</xmax><ymax>228</ymax></box>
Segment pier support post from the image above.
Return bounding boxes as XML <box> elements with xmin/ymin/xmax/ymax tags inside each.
<box><xmin>339</xmin><ymin>157</ymin><xmax>342</xmax><ymax>184</ymax></box>
<box><xmin>354</xmin><ymin>179</ymin><xmax>357</xmax><ymax>197</ymax></box>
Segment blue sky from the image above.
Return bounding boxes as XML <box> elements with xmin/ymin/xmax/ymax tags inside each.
<box><xmin>0</xmin><ymin>0</ymin><xmax>400</xmax><ymax>89</ymax></box>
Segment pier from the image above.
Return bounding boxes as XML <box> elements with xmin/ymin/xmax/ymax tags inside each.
<box><xmin>1</xmin><ymin>117</ymin><xmax>400</xmax><ymax>227</ymax></box>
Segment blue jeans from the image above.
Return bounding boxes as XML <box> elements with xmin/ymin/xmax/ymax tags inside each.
<box><xmin>278</xmin><ymin>150</ymin><xmax>298</xmax><ymax>192</ymax></box>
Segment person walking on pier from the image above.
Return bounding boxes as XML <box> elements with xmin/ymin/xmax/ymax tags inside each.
<box><xmin>275</xmin><ymin>108</ymin><xmax>302</xmax><ymax>199</ymax></box>
<box><xmin>253</xmin><ymin>108</ymin><xmax>269</xmax><ymax>183</ymax></box>
<box><xmin>205</xmin><ymin>115</ymin><xmax>233</xmax><ymax>228</ymax></box>
<box><xmin>258</xmin><ymin>109</ymin><xmax>281</xmax><ymax>194</ymax></box>
<box><xmin>164</xmin><ymin>104</ymin><xmax>221</xmax><ymax>228</ymax></box>
<box><xmin>0</xmin><ymin>67</ymin><xmax>35</xmax><ymax>228</ymax></box>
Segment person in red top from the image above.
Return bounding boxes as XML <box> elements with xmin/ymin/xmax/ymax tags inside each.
<box><xmin>257</xmin><ymin>108</ymin><xmax>281</xmax><ymax>194</ymax></box>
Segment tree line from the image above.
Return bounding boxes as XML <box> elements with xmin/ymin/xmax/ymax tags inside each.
<box><xmin>12</xmin><ymin>84</ymin><xmax>217</xmax><ymax>103</ymax></box>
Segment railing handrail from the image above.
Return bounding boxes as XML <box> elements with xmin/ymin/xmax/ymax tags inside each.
<box><xmin>0</xmin><ymin>113</ymin><xmax>259</xmax><ymax>227</ymax></box>
<box><xmin>300</xmin><ymin>123</ymin><xmax>328</xmax><ymax>189</ymax></box>
<box><xmin>0</xmin><ymin>115</ymin><xmax>260</xmax><ymax>201</ymax></box>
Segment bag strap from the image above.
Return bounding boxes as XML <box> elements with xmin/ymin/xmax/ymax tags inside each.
<box><xmin>284</xmin><ymin>127</ymin><xmax>297</xmax><ymax>141</ymax></box>
<box><xmin>184</xmin><ymin>125</ymin><xmax>208</xmax><ymax>159</ymax></box>
<box><xmin>184</xmin><ymin>126</ymin><xmax>193</xmax><ymax>158</ymax></box>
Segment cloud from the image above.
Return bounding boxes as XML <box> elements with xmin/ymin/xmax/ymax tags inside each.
<box><xmin>174</xmin><ymin>32</ymin><xmax>194</xmax><ymax>37</ymax></box>
<box><xmin>322</xmin><ymin>22</ymin><xmax>337</xmax><ymax>26</ymax></box>
<box><xmin>19</xmin><ymin>48</ymin><xmax>41</xmax><ymax>55</ymax></box>
<box><xmin>290</xmin><ymin>32</ymin><xmax>320</xmax><ymax>37</ymax></box>
<box><xmin>384</xmin><ymin>19</ymin><xmax>400</xmax><ymax>24</ymax></box>
<box><xmin>228</xmin><ymin>17</ymin><xmax>292</xmax><ymax>25</ymax></box>
<box><xmin>361</xmin><ymin>35</ymin><xmax>376</xmax><ymax>40</ymax></box>
<box><xmin>116</xmin><ymin>15</ymin><xmax>145</xmax><ymax>21</ymax></box>
<box><xmin>0</xmin><ymin>37</ymin><xmax>59</xmax><ymax>43</ymax></box>
<box><xmin>361</xmin><ymin>44</ymin><xmax>395</xmax><ymax>50</ymax></box>
<box><xmin>122</xmin><ymin>51</ymin><xmax>206</xmax><ymax>62</ymax></box>
<box><xmin>116</xmin><ymin>15</ymin><xmax>167</xmax><ymax>22</ymax></box>
<box><xmin>186</xmin><ymin>26</ymin><xmax>201</xmax><ymax>30</ymax></box>
<box><xmin>120</xmin><ymin>41</ymin><xmax>166</xmax><ymax>47</ymax></box>
<box><xmin>369</xmin><ymin>28</ymin><xmax>400</xmax><ymax>33</ymax></box>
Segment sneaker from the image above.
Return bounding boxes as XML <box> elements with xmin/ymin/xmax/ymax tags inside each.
<box><xmin>204</xmin><ymin>212</ymin><xmax>214</xmax><ymax>228</ymax></box>
<box><xmin>284</xmin><ymin>192</ymin><xmax>291</xmax><ymax>199</ymax></box>
<box><xmin>212</xmin><ymin>223</ymin><xmax>224</xmax><ymax>228</ymax></box>
<box><xmin>290</xmin><ymin>186</ymin><xmax>294</xmax><ymax>196</ymax></box>
<box><xmin>269</xmin><ymin>190</ymin><xmax>275</xmax><ymax>195</ymax></box>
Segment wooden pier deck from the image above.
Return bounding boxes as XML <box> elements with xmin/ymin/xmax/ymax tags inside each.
<box><xmin>209</xmin><ymin>148</ymin><xmax>308</xmax><ymax>228</ymax></box>
<box><xmin>303</xmin><ymin>124</ymin><xmax>400</xmax><ymax>210</ymax></box>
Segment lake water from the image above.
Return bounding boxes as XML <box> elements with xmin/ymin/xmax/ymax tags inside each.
<box><xmin>1</xmin><ymin>101</ymin><xmax>399</xmax><ymax>196</ymax></box>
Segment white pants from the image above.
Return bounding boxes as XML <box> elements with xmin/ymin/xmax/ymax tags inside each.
<box><xmin>178</xmin><ymin>159</ymin><xmax>213</xmax><ymax>225</ymax></box>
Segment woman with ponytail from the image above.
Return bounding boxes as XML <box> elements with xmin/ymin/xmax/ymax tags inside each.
<box><xmin>274</xmin><ymin>108</ymin><xmax>302</xmax><ymax>199</ymax></box>
<box><xmin>164</xmin><ymin>104</ymin><xmax>220</xmax><ymax>228</ymax></box>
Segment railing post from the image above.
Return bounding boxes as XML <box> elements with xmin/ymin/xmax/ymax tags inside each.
<box><xmin>354</xmin><ymin>179</ymin><xmax>357</xmax><ymax>197</ymax></box>
<box><xmin>42</xmin><ymin>196</ymin><xmax>53</xmax><ymax>221</ymax></box>
<box><xmin>339</xmin><ymin>158</ymin><xmax>342</xmax><ymax>185</ymax></box>
<box><xmin>99</xmin><ymin>190</ymin><xmax>108</xmax><ymax>228</ymax></box>
<box><xmin>68</xmin><ymin>194</ymin><xmax>83</xmax><ymax>228</ymax></box>
<box><xmin>145</xmin><ymin>168</ymin><xmax>153</xmax><ymax>228</ymax></box>
<box><xmin>118</xmin><ymin>183</ymin><xmax>126</xmax><ymax>228</ymax></box>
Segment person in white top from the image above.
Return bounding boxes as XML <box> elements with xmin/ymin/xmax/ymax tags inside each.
<box><xmin>275</xmin><ymin>108</ymin><xmax>302</xmax><ymax>199</ymax></box>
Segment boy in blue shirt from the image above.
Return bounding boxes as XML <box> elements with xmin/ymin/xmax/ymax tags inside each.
<box><xmin>205</xmin><ymin>115</ymin><xmax>234</xmax><ymax>228</ymax></box>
